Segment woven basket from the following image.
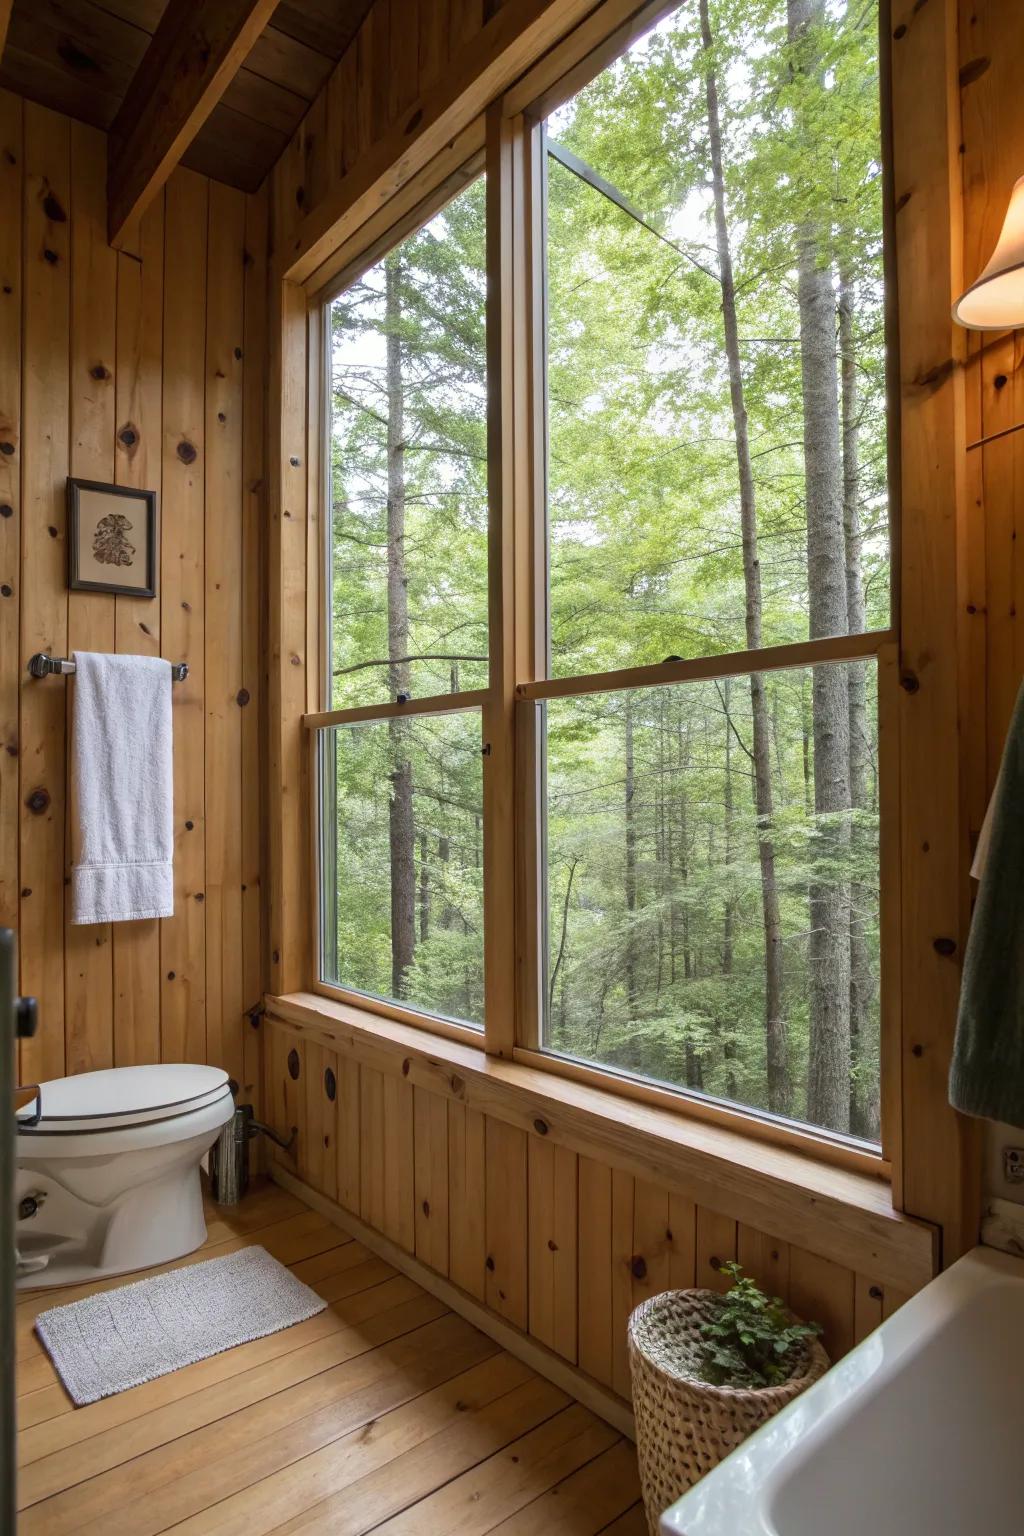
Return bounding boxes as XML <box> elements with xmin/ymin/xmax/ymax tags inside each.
<box><xmin>628</xmin><ymin>1288</ymin><xmax>829</xmax><ymax>1534</ymax></box>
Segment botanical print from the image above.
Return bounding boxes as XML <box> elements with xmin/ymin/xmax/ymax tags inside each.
<box><xmin>92</xmin><ymin>511</ymin><xmax>136</xmax><ymax>569</ymax></box>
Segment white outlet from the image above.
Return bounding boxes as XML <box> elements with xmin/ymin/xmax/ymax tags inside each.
<box><xmin>1002</xmin><ymin>1146</ymin><xmax>1024</xmax><ymax>1184</ymax></box>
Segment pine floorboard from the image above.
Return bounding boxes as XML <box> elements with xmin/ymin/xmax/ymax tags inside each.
<box><xmin>15</xmin><ymin>1179</ymin><xmax>643</xmax><ymax>1535</ymax></box>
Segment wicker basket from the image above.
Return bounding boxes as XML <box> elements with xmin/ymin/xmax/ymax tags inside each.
<box><xmin>628</xmin><ymin>1288</ymin><xmax>830</xmax><ymax>1534</ymax></box>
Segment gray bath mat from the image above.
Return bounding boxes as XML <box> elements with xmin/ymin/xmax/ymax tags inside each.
<box><xmin>35</xmin><ymin>1246</ymin><xmax>327</xmax><ymax>1406</ymax></box>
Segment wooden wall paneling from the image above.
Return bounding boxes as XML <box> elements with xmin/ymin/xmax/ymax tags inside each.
<box><xmin>577</xmin><ymin>1155</ymin><xmax>613</xmax><ymax>1387</ymax></box>
<box><xmin>417</xmin><ymin>0</ymin><xmax>450</xmax><ymax>95</ymax></box>
<box><xmin>367</xmin><ymin>0</ymin><xmax>392</xmax><ymax>145</ymax></box>
<box><xmin>160</xmin><ymin>169</ymin><xmax>208</xmax><ymax>1066</ymax></box>
<box><xmin>335</xmin><ymin>1055</ymin><xmax>361</xmax><ymax>1210</ymax></box>
<box><xmin>263</xmin><ymin>1017</ymin><xmax>302</xmax><ymax>1171</ymax></box>
<box><xmin>205</xmin><ymin>180</ymin><xmax>247</xmax><ymax>1089</ymax></box>
<box><xmin>267</xmin><ymin>279</ymin><xmax>310</xmax><ymax>997</ymax></box>
<box><xmin>667</xmin><ymin>1193</ymin><xmax>697</xmax><ymax>1289</ymax></box>
<box><xmin>64</xmin><ymin>120</ymin><xmax>117</xmax><ymax>1075</ymax></box>
<box><xmin>881</xmin><ymin>1283</ymin><xmax>911</xmax><ymax>1320</ymax></box>
<box><xmin>484</xmin><ymin>1114</ymin><xmax>528</xmax><ymax>1326</ymax></box>
<box><xmin>326</xmin><ymin>34</ymin><xmax>360</xmax><ymax>183</ymax></box>
<box><xmin>695</xmin><ymin>1205</ymin><xmax>737</xmax><ymax>1294</ymax></box>
<box><xmin>608</xmin><ymin>1167</ymin><xmax>636</xmax><ymax>1399</ymax></box>
<box><xmin>19</xmin><ymin>102</ymin><xmax>70</xmax><ymax>1086</ymax></box>
<box><xmin>301</xmin><ymin>1037</ymin><xmax>338</xmax><ymax>1196</ymax></box>
<box><xmin>448</xmin><ymin>1099</ymin><xmax>487</xmax><ymax>1299</ymax></box>
<box><xmin>414</xmin><ymin>1085</ymin><xmax>450</xmax><ymax>1275</ymax></box>
<box><xmin>789</xmin><ymin>1247</ymin><xmax>855</xmax><ymax>1362</ymax></box>
<box><xmin>388</xmin><ymin>0</ymin><xmax>420</xmax><ymax>124</ymax></box>
<box><xmin>737</xmin><ymin>1225</ymin><xmax>790</xmax><ymax>1303</ymax></box>
<box><xmin>0</xmin><ymin>91</ymin><xmax>21</xmax><ymax>953</ymax></box>
<box><xmin>527</xmin><ymin>1136</ymin><xmax>577</xmax><ymax>1362</ymax></box>
<box><xmin>359</xmin><ymin>1062</ymin><xmax>386</xmax><ymax>1231</ymax></box>
<box><xmin>382</xmin><ymin>1072</ymin><xmax>415</xmax><ymax>1251</ymax></box>
<box><xmin>890</xmin><ymin>0</ymin><xmax>979</xmax><ymax>1260</ymax></box>
<box><xmin>853</xmin><ymin>1273</ymin><xmax>884</xmax><ymax>1344</ymax></box>
<box><xmin>240</xmin><ymin>185</ymin><xmax>267</xmax><ymax>1105</ymax></box>
<box><xmin>112</xmin><ymin>189</ymin><xmax>164</xmax><ymax>1068</ymax></box>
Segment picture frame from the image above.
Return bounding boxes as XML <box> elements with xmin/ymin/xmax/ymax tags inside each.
<box><xmin>67</xmin><ymin>478</ymin><xmax>157</xmax><ymax>598</ymax></box>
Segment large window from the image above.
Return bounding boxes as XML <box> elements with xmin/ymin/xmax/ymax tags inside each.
<box><xmin>317</xmin><ymin>0</ymin><xmax>892</xmax><ymax>1152</ymax></box>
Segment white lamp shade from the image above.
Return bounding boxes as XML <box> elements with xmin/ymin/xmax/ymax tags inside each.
<box><xmin>954</xmin><ymin>174</ymin><xmax>1024</xmax><ymax>330</ymax></box>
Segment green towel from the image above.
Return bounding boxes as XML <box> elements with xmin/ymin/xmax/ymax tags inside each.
<box><xmin>950</xmin><ymin>680</ymin><xmax>1024</xmax><ymax>1128</ymax></box>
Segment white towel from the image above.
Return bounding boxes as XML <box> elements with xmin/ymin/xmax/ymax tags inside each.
<box><xmin>71</xmin><ymin>652</ymin><xmax>174</xmax><ymax>924</ymax></box>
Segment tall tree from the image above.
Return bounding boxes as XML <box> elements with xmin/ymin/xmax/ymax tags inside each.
<box><xmin>787</xmin><ymin>0</ymin><xmax>852</xmax><ymax>1132</ymax></box>
<box><xmin>385</xmin><ymin>254</ymin><xmax>416</xmax><ymax>999</ymax></box>
<box><xmin>700</xmin><ymin>0</ymin><xmax>789</xmax><ymax>1114</ymax></box>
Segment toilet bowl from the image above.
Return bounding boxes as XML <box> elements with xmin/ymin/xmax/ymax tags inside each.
<box><xmin>16</xmin><ymin>1063</ymin><xmax>234</xmax><ymax>1289</ymax></box>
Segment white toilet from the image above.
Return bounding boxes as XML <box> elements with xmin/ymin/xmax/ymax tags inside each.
<box><xmin>16</xmin><ymin>1063</ymin><xmax>234</xmax><ymax>1288</ymax></box>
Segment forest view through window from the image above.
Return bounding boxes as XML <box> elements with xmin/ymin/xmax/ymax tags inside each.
<box><xmin>540</xmin><ymin>0</ymin><xmax>888</xmax><ymax>1142</ymax></box>
<box><xmin>323</xmin><ymin>178</ymin><xmax>488</xmax><ymax>1026</ymax></box>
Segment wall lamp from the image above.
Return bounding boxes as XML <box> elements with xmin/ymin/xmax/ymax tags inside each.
<box><xmin>954</xmin><ymin>175</ymin><xmax>1024</xmax><ymax>330</ymax></box>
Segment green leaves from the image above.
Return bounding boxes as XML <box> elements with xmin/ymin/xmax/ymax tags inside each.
<box><xmin>696</xmin><ymin>1262</ymin><xmax>823</xmax><ymax>1388</ymax></box>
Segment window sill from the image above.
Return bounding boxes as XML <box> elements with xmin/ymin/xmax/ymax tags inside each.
<box><xmin>266</xmin><ymin>989</ymin><xmax>938</xmax><ymax>1295</ymax></box>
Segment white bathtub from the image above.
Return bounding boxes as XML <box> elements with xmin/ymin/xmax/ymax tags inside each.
<box><xmin>661</xmin><ymin>1245</ymin><xmax>1023</xmax><ymax>1535</ymax></box>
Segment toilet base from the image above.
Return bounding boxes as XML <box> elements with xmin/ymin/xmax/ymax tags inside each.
<box><xmin>17</xmin><ymin>1132</ymin><xmax>217</xmax><ymax>1290</ymax></box>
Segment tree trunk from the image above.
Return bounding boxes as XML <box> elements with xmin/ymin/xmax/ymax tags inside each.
<box><xmin>840</xmin><ymin>266</ymin><xmax>878</xmax><ymax>1139</ymax></box>
<box><xmin>701</xmin><ymin>0</ymin><xmax>789</xmax><ymax>1113</ymax></box>
<box><xmin>788</xmin><ymin>0</ymin><xmax>852</xmax><ymax>1132</ymax></box>
<box><xmin>385</xmin><ymin>255</ymin><xmax>416</xmax><ymax>999</ymax></box>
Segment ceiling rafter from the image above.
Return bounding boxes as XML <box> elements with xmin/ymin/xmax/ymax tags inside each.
<box><xmin>107</xmin><ymin>0</ymin><xmax>282</xmax><ymax>247</ymax></box>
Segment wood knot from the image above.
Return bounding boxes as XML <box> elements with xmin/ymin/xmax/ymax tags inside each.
<box><xmin>289</xmin><ymin>456</ymin><xmax>301</xmax><ymax>467</ymax></box>
<box><xmin>57</xmin><ymin>40</ymin><xmax>97</xmax><ymax>72</ymax></box>
<box><xmin>401</xmin><ymin>1058</ymin><xmax>411</xmax><ymax>1076</ymax></box>
<box><xmin>485</xmin><ymin>1255</ymin><xmax>495</xmax><ymax>1272</ymax></box>
<box><xmin>185</xmin><ymin>819</ymin><xmax>194</xmax><ymax>830</ymax></box>
<box><xmin>0</xmin><ymin>442</ymin><xmax>14</xmax><ymax>455</ymax></box>
<box><xmin>450</xmin><ymin>1073</ymin><xmax>465</xmax><ymax>1097</ymax></box>
<box><xmin>0</xmin><ymin>504</ymin><xmax>12</xmax><ymax>517</ymax></box>
<box><xmin>547</xmin><ymin>1239</ymin><xmax>558</xmax><ymax>1252</ymax></box>
<box><xmin>43</xmin><ymin>193</ymin><xmax>67</xmax><ymax>222</ymax></box>
<box><xmin>869</xmin><ymin>1285</ymin><xmax>883</xmax><ymax>1300</ymax></box>
<box><xmin>422</xmin><ymin>1199</ymin><xmax>430</xmax><ymax>1217</ymax></box>
<box><xmin>90</xmin><ymin>363</ymin><xmax>111</xmax><ymax>381</ymax></box>
<box><xmin>0</xmin><ymin>584</ymin><xmax>11</xmax><ymax>597</ymax></box>
<box><xmin>533</xmin><ymin>1117</ymin><xmax>549</xmax><ymax>1136</ymax></box>
<box><xmin>899</xmin><ymin>672</ymin><xmax>920</xmax><ymax>694</ymax></box>
<box><xmin>405</xmin><ymin>108</ymin><xmax>424</xmax><ymax>136</ymax></box>
<box><xmin>118</xmin><ymin>423</ymin><xmax>138</xmax><ymax>450</ymax></box>
<box><xmin>958</xmin><ymin>56</ymin><xmax>990</xmax><ymax>88</ymax></box>
<box><xmin>911</xmin><ymin>1043</ymin><xmax>924</xmax><ymax>1058</ymax></box>
<box><xmin>234</xmin><ymin>347</ymin><xmax>243</xmax><ymax>360</ymax></box>
<box><xmin>287</xmin><ymin>1048</ymin><xmax>300</xmax><ymax>1081</ymax></box>
<box><xmin>236</xmin><ymin>688</ymin><xmax>250</xmax><ymax>706</ymax></box>
<box><xmin>177</xmin><ymin>440</ymin><xmax>197</xmax><ymax>465</ymax></box>
<box><xmin>994</xmin><ymin>374</ymin><xmax>1008</xmax><ymax>390</ymax></box>
<box><xmin>324</xmin><ymin>1067</ymin><xmax>336</xmax><ymax>1101</ymax></box>
<box><xmin>25</xmin><ymin>786</ymin><xmax>50</xmax><ymax>815</ymax></box>
<box><xmin>43</xmin><ymin>249</ymin><xmax>59</xmax><ymax>266</ymax></box>
<box><xmin>630</xmin><ymin>1255</ymin><xmax>647</xmax><ymax>1280</ymax></box>
<box><xmin>932</xmin><ymin>936</ymin><xmax>956</xmax><ymax>957</ymax></box>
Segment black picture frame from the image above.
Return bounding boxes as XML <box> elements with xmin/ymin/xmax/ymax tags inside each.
<box><xmin>67</xmin><ymin>478</ymin><xmax>157</xmax><ymax>598</ymax></box>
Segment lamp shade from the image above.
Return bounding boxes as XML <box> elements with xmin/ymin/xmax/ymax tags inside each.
<box><xmin>954</xmin><ymin>175</ymin><xmax>1024</xmax><ymax>330</ymax></box>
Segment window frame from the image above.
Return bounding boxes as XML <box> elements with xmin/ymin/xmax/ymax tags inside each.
<box><xmin>308</xmin><ymin>0</ymin><xmax>902</xmax><ymax>1180</ymax></box>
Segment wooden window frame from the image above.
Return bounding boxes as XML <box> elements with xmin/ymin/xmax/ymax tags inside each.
<box><xmin>305</xmin><ymin>0</ymin><xmax>903</xmax><ymax>1182</ymax></box>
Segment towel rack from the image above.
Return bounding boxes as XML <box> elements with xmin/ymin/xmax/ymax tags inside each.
<box><xmin>27</xmin><ymin>653</ymin><xmax>189</xmax><ymax>683</ymax></box>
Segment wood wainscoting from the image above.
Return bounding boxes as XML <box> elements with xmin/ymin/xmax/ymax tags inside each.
<box><xmin>264</xmin><ymin>1002</ymin><xmax>935</xmax><ymax>1419</ymax></box>
<box><xmin>0</xmin><ymin>93</ymin><xmax>266</xmax><ymax>1100</ymax></box>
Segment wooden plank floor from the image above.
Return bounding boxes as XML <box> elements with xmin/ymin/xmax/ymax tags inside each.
<box><xmin>15</xmin><ymin>1180</ymin><xmax>644</xmax><ymax>1535</ymax></box>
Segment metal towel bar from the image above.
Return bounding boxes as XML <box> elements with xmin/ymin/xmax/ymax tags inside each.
<box><xmin>27</xmin><ymin>653</ymin><xmax>189</xmax><ymax>682</ymax></box>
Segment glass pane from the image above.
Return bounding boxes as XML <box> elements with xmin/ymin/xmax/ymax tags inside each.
<box><xmin>320</xmin><ymin>709</ymin><xmax>484</xmax><ymax>1028</ymax></box>
<box><xmin>544</xmin><ymin>0</ymin><xmax>889</xmax><ymax>678</ymax></box>
<box><xmin>328</xmin><ymin>176</ymin><xmax>489</xmax><ymax>710</ymax></box>
<box><xmin>542</xmin><ymin>659</ymin><xmax>881</xmax><ymax>1142</ymax></box>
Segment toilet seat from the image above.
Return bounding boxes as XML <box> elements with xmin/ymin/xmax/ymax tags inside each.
<box><xmin>17</xmin><ymin>1064</ymin><xmax>232</xmax><ymax>1135</ymax></box>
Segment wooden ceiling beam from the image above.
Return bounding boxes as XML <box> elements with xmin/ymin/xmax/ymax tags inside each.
<box><xmin>107</xmin><ymin>0</ymin><xmax>281</xmax><ymax>248</ymax></box>
<box><xmin>0</xmin><ymin>0</ymin><xmax>12</xmax><ymax>60</ymax></box>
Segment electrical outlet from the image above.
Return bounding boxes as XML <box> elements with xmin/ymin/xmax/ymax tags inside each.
<box><xmin>1002</xmin><ymin>1147</ymin><xmax>1024</xmax><ymax>1184</ymax></box>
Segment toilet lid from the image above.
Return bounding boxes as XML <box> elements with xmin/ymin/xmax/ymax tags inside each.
<box><xmin>16</xmin><ymin>1064</ymin><xmax>232</xmax><ymax>1133</ymax></box>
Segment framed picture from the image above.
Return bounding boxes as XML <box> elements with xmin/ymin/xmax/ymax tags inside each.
<box><xmin>67</xmin><ymin>478</ymin><xmax>157</xmax><ymax>598</ymax></box>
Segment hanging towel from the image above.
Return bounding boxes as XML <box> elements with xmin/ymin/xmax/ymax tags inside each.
<box><xmin>950</xmin><ymin>678</ymin><xmax>1024</xmax><ymax>1128</ymax></box>
<box><xmin>70</xmin><ymin>652</ymin><xmax>174</xmax><ymax>925</ymax></box>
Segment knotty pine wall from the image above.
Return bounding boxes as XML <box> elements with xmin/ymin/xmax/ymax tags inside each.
<box><xmin>0</xmin><ymin>92</ymin><xmax>267</xmax><ymax>1100</ymax></box>
<box><xmin>265</xmin><ymin>1015</ymin><xmax>915</xmax><ymax>1405</ymax></box>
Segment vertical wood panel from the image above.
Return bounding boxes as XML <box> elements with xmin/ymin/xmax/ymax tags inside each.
<box><xmin>577</xmin><ymin>1155</ymin><xmax>612</xmax><ymax>1387</ymax></box>
<box><xmin>790</xmin><ymin>1247</ymin><xmax>855</xmax><ymax>1361</ymax></box>
<box><xmin>695</xmin><ymin>1206</ymin><xmax>737</xmax><ymax>1294</ymax></box>
<box><xmin>359</xmin><ymin>1063</ymin><xmax>386</xmax><ymax>1231</ymax></box>
<box><xmin>334</xmin><ymin>1056</ymin><xmax>360</xmax><ymax>1210</ymax></box>
<box><xmin>484</xmin><ymin>1114</ymin><xmax>527</xmax><ymax>1326</ymax></box>
<box><xmin>527</xmin><ymin>1136</ymin><xmax>577</xmax><ymax>1361</ymax></box>
<box><xmin>609</xmin><ymin>1167</ymin><xmax>634</xmax><ymax>1398</ymax></box>
<box><xmin>414</xmin><ymin>1086</ymin><xmax>450</xmax><ymax>1274</ymax></box>
<box><xmin>448</xmin><ymin>1099</ymin><xmax>486</xmax><ymax>1299</ymax></box>
<box><xmin>160</xmin><ymin>169</ymin><xmax>208</xmax><ymax>1066</ymax></box>
<box><xmin>382</xmin><ymin>1073</ymin><xmax>415</xmax><ymax>1251</ymax></box>
<box><xmin>737</xmin><ymin>1225</ymin><xmax>791</xmax><ymax>1303</ymax></box>
<box><xmin>64</xmin><ymin>120</ymin><xmax>116</xmax><ymax>1075</ymax></box>
<box><xmin>113</xmin><ymin>189</ymin><xmax>164</xmax><ymax>1068</ymax></box>
<box><xmin>205</xmin><ymin>180</ymin><xmax>246</xmax><ymax>1088</ymax></box>
<box><xmin>853</xmin><ymin>1273</ymin><xmax>884</xmax><ymax>1344</ymax></box>
<box><xmin>0</xmin><ymin>91</ymin><xmax>22</xmax><ymax>951</ymax></box>
<box><xmin>20</xmin><ymin>102</ymin><xmax>70</xmax><ymax>1086</ymax></box>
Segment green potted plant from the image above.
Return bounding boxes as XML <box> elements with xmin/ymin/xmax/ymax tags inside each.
<box><xmin>628</xmin><ymin>1263</ymin><xmax>830</xmax><ymax>1534</ymax></box>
